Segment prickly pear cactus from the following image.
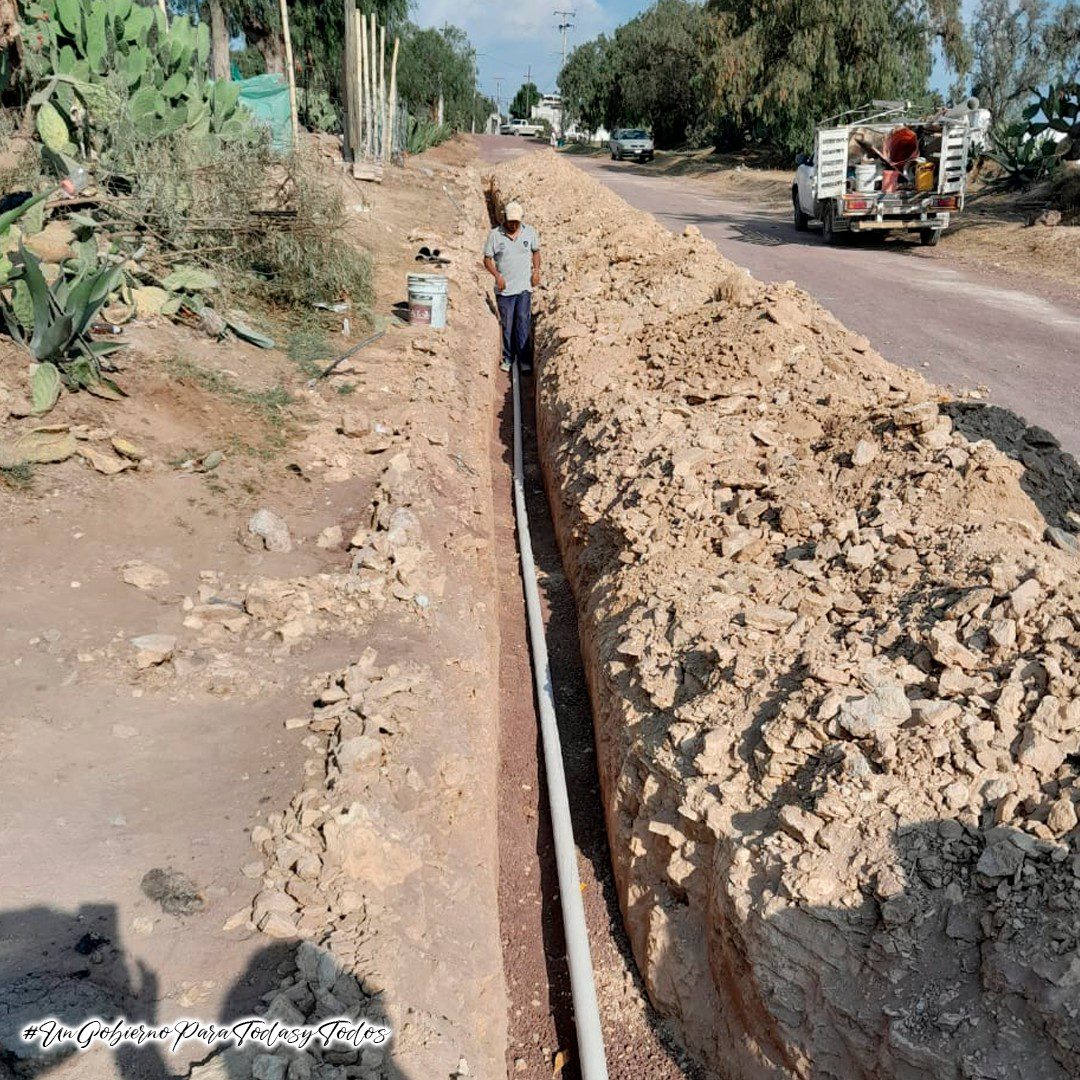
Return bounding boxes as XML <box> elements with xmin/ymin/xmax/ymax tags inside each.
<box><xmin>35</xmin><ymin>100</ymin><xmax>71</xmax><ymax>152</ymax></box>
<box><xmin>22</xmin><ymin>0</ymin><xmax>251</xmax><ymax>156</ymax></box>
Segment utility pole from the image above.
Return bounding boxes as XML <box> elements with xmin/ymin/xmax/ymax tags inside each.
<box><xmin>524</xmin><ymin>64</ymin><xmax>533</xmax><ymax>119</ymax></box>
<box><xmin>493</xmin><ymin>76</ymin><xmax>505</xmax><ymax>122</ymax></box>
<box><xmin>472</xmin><ymin>51</ymin><xmax>486</xmax><ymax>135</ymax></box>
<box><xmin>554</xmin><ymin>9</ymin><xmax>576</xmax><ymax>72</ymax></box>
<box><xmin>553</xmin><ymin>9</ymin><xmax>575</xmax><ymax>139</ymax></box>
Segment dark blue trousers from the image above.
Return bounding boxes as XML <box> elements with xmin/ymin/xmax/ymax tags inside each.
<box><xmin>497</xmin><ymin>290</ymin><xmax>532</xmax><ymax>369</ymax></box>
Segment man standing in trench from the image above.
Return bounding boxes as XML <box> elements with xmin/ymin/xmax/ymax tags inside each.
<box><xmin>483</xmin><ymin>200</ymin><xmax>540</xmax><ymax>373</ymax></box>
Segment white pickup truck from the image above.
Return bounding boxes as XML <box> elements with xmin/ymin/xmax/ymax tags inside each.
<box><xmin>500</xmin><ymin>118</ymin><xmax>543</xmax><ymax>137</ymax></box>
<box><xmin>792</xmin><ymin>101</ymin><xmax>987</xmax><ymax>245</ymax></box>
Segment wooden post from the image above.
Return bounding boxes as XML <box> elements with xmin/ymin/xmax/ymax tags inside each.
<box><xmin>343</xmin><ymin>0</ymin><xmax>357</xmax><ymax>160</ymax></box>
<box><xmin>278</xmin><ymin>0</ymin><xmax>299</xmax><ymax>147</ymax></box>
<box><xmin>368</xmin><ymin>13</ymin><xmax>377</xmax><ymax>160</ymax></box>
<box><xmin>379</xmin><ymin>24</ymin><xmax>386</xmax><ymax>159</ymax></box>
<box><xmin>385</xmin><ymin>36</ymin><xmax>398</xmax><ymax>164</ymax></box>
<box><xmin>357</xmin><ymin>10</ymin><xmax>369</xmax><ymax>158</ymax></box>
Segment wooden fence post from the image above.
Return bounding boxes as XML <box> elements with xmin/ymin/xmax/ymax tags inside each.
<box><xmin>343</xmin><ymin>0</ymin><xmax>357</xmax><ymax>160</ymax></box>
<box><xmin>385</xmin><ymin>36</ymin><xmax>398</xmax><ymax>164</ymax></box>
<box><xmin>357</xmin><ymin>10</ymin><xmax>368</xmax><ymax>157</ymax></box>
<box><xmin>367</xmin><ymin>13</ymin><xmax>377</xmax><ymax>159</ymax></box>
<box><xmin>278</xmin><ymin>0</ymin><xmax>299</xmax><ymax>147</ymax></box>
<box><xmin>378</xmin><ymin>24</ymin><xmax>386</xmax><ymax>158</ymax></box>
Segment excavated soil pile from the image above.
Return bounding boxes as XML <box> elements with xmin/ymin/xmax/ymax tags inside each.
<box><xmin>492</xmin><ymin>151</ymin><xmax>1080</xmax><ymax>1079</ymax></box>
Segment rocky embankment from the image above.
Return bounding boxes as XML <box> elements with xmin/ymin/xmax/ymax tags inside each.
<box><xmin>495</xmin><ymin>151</ymin><xmax>1080</xmax><ymax>1079</ymax></box>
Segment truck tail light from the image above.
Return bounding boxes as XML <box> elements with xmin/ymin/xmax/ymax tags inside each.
<box><xmin>843</xmin><ymin>196</ymin><xmax>872</xmax><ymax>211</ymax></box>
<box><xmin>931</xmin><ymin>195</ymin><xmax>958</xmax><ymax>209</ymax></box>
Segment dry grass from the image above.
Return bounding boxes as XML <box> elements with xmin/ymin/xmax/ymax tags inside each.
<box><xmin>97</xmin><ymin>117</ymin><xmax>373</xmax><ymax>317</ymax></box>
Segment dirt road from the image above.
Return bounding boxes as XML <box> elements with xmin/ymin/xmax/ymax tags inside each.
<box><xmin>477</xmin><ymin>136</ymin><xmax>1080</xmax><ymax>457</ymax></box>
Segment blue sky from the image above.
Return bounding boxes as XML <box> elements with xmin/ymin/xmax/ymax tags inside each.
<box><xmin>413</xmin><ymin>0</ymin><xmax>646</xmax><ymax>106</ymax></box>
<box><xmin>412</xmin><ymin>0</ymin><xmax>1066</xmax><ymax>113</ymax></box>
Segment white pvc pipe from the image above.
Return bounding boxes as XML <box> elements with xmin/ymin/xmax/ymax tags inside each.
<box><xmin>511</xmin><ymin>363</ymin><xmax>610</xmax><ymax>1080</ymax></box>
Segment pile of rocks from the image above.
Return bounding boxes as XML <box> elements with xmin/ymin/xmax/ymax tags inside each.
<box><xmin>499</xmin><ymin>151</ymin><xmax>1080</xmax><ymax>1078</ymax></box>
<box><xmin>204</xmin><ymin>653</ymin><xmax>426</xmax><ymax>1080</ymax></box>
<box><xmin>231</xmin><ymin>650</ymin><xmax>426</xmax><ymax>958</ymax></box>
<box><xmin>347</xmin><ymin>449</ymin><xmax>439</xmax><ymax>610</ymax></box>
<box><xmin>192</xmin><ymin>941</ymin><xmax>387</xmax><ymax>1080</ymax></box>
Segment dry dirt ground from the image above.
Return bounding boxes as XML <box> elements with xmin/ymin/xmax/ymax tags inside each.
<box><xmin>0</xmin><ymin>137</ymin><xmax>508</xmax><ymax>1080</ymax></box>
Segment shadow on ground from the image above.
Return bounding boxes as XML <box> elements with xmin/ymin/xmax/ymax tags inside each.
<box><xmin>0</xmin><ymin>906</ymin><xmax>409</xmax><ymax>1080</ymax></box>
<box><xmin>947</xmin><ymin>401</ymin><xmax>1080</xmax><ymax>535</ymax></box>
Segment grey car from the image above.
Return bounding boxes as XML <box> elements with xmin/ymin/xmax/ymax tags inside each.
<box><xmin>609</xmin><ymin>128</ymin><xmax>654</xmax><ymax>162</ymax></box>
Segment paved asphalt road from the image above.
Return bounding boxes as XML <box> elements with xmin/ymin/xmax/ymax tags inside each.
<box><xmin>477</xmin><ymin>136</ymin><xmax>1080</xmax><ymax>457</ymax></box>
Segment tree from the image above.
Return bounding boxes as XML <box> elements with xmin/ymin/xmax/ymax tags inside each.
<box><xmin>185</xmin><ymin>0</ymin><xmax>410</xmax><ymax>94</ymax></box>
<box><xmin>509</xmin><ymin>81</ymin><xmax>540</xmax><ymax>120</ymax></box>
<box><xmin>395</xmin><ymin>23</ymin><xmax>482</xmax><ymax>131</ymax></box>
<box><xmin>1043</xmin><ymin>1</ymin><xmax>1079</xmax><ymax>83</ymax></box>
<box><xmin>606</xmin><ymin>0</ymin><xmax>712</xmax><ymax>147</ymax></box>
<box><xmin>705</xmin><ymin>0</ymin><xmax>968</xmax><ymax>156</ymax></box>
<box><xmin>207</xmin><ymin>0</ymin><xmax>230</xmax><ymax>80</ymax></box>
<box><xmin>558</xmin><ymin>37</ymin><xmax>614</xmax><ymax>135</ymax></box>
<box><xmin>969</xmin><ymin>0</ymin><xmax>1070</xmax><ymax>125</ymax></box>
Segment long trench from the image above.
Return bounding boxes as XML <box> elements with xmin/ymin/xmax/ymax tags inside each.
<box><xmin>491</xmin><ymin>348</ymin><xmax>707</xmax><ymax>1080</ymax></box>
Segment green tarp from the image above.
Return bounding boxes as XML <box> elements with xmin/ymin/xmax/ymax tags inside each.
<box><xmin>235</xmin><ymin>74</ymin><xmax>293</xmax><ymax>151</ymax></box>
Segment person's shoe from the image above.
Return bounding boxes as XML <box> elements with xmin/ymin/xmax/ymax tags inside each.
<box><xmin>500</xmin><ymin>358</ymin><xmax>511</xmax><ymax>372</ymax></box>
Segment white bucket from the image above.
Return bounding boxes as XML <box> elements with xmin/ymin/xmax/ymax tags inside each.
<box><xmin>407</xmin><ymin>273</ymin><xmax>448</xmax><ymax>329</ymax></box>
<box><xmin>854</xmin><ymin>163</ymin><xmax>878</xmax><ymax>193</ymax></box>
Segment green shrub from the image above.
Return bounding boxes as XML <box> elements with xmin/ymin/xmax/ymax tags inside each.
<box><xmin>986</xmin><ymin>123</ymin><xmax>1062</xmax><ymax>189</ymax></box>
<box><xmin>298</xmin><ymin>89</ymin><xmax>341</xmax><ymax>134</ymax></box>
<box><xmin>0</xmin><ymin>243</ymin><xmax>126</xmax><ymax>411</ymax></box>
<box><xmin>988</xmin><ymin>81</ymin><xmax>1080</xmax><ymax>190</ymax></box>
<box><xmin>405</xmin><ymin>114</ymin><xmax>450</xmax><ymax>154</ymax></box>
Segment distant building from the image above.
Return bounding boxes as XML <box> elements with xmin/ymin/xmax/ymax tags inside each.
<box><xmin>530</xmin><ymin>93</ymin><xmax>563</xmax><ymax>130</ymax></box>
<box><xmin>522</xmin><ymin>91</ymin><xmax>612</xmax><ymax>143</ymax></box>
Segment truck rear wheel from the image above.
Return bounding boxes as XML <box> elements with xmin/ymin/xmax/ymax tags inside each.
<box><xmin>822</xmin><ymin>204</ymin><xmax>841</xmax><ymax>245</ymax></box>
<box><xmin>919</xmin><ymin>228</ymin><xmax>941</xmax><ymax>247</ymax></box>
<box><xmin>792</xmin><ymin>188</ymin><xmax>810</xmax><ymax>232</ymax></box>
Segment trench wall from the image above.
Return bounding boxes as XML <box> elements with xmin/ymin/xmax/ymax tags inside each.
<box><xmin>494</xmin><ymin>152</ymin><xmax>1080</xmax><ymax>1079</ymax></box>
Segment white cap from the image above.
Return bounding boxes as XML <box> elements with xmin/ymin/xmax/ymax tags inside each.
<box><xmin>504</xmin><ymin>200</ymin><xmax>524</xmax><ymax>222</ymax></box>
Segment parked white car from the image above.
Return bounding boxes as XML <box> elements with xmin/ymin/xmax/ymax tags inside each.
<box><xmin>608</xmin><ymin>129</ymin><xmax>654</xmax><ymax>162</ymax></box>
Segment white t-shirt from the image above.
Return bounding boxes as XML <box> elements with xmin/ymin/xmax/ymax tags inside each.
<box><xmin>484</xmin><ymin>224</ymin><xmax>540</xmax><ymax>296</ymax></box>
